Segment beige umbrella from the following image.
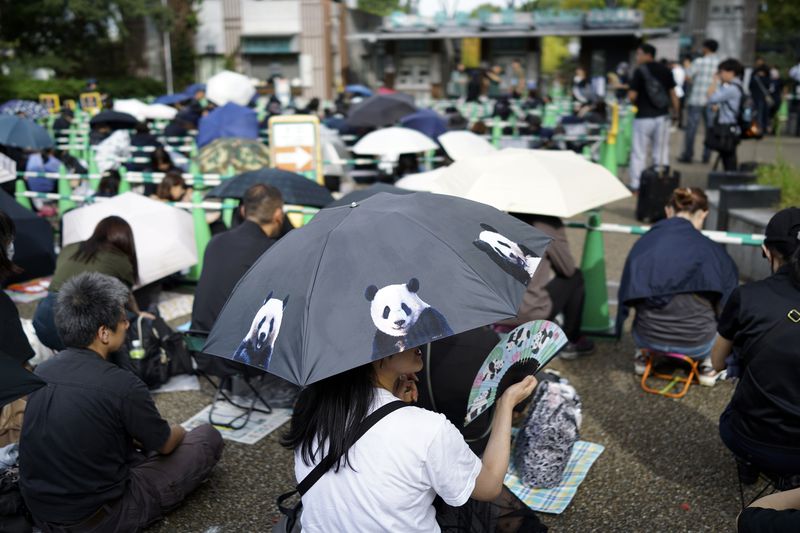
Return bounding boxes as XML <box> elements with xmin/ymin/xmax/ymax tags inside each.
<box><xmin>62</xmin><ymin>193</ymin><xmax>197</xmax><ymax>286</ymax></box>
<box><xmin>396</xmin><ymin>148</ymin><xmax>630</xmax><ymax>218</ymax></box>
<box><xmin>438</xmin><ymin>130</ymin><xmax>496</xmax><ymax>162</ymax></box>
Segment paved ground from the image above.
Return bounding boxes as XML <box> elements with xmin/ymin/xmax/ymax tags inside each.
<box><xmin>14</xmin><ymin>132</ymin><xmax>800</xmax><ymax>532</ymax></box>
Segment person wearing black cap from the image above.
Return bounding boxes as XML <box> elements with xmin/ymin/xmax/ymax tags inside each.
<box><xmin>712</xmin><ymin>207</ymin><xmax>800</xmax><ymax>478</ymax></box>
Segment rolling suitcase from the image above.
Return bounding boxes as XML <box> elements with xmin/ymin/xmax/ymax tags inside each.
<box><xmin>635</xmin><ymin>117</ymin><xmax>680</xmax><ymax>222</ymax></box>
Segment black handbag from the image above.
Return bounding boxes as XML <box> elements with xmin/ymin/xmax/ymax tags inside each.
<box><xmin>272</xmin><ymin>400</ymin><xmax>409</xmax><ymax>532</ymax></box>
<box><xmin>704</xmin><ymin>120</ymin><xmax>738</xmax><ymax>152</ymax></box>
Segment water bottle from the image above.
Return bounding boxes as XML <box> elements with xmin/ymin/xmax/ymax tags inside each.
<box><xmin>130</xmin><ymin>340</ymin><xmax>145</xmax><ymax>360</ymax></box>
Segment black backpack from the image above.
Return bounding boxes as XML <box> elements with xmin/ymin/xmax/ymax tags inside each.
<box><xmin>126</xmin><ymin>314</ymin><xmax>194</xmax><ymax>389</ymax></box>
<box><xmin>639</xmin><ymin>64</ymin><xmax>670</xmax><ymax>110</ymax></box>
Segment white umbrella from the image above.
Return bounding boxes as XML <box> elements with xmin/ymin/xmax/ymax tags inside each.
<box><xmin>112</xmin><ymin>100</ymin><xmax>176</xmax><ymax>121</ymax></box>
<box><xmin>144</xmin><ymin>103</ymin><xmax>178</xmax><ymax>120</ymax></box>
<box><xmin>352</xmin><ymin>127</ymin><xmax>437</xmax><ymax>156</ymax></box>
<box><xmin>437</xmin><ymin>130</ymin><xmax>497</xmax><ymax>162</ymax></box>
<box><xmin>394</xmin><ymin>167</ymin><xmax>448</xmax><ymax>193</ymax></box>
<box><xmin>399</xmin><ymin>148</ymin><xmax>630</xmax><ymax>218</ymax></box>
<box><xmin>112</xmin><ymin>99</ymin><xmax>148</xmax><ymax>122</ymax></box>
<box><xmin>62</xmin><ymin>193</ymin><xmax>197</xmax><ymax>287</ymax></box>
<box><xmin>206</xmin><ymin>70</ymin><xmax>256</xmax><ymax>107</ymax></box>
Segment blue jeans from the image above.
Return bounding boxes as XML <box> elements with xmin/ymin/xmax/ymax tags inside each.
<box><xmin>632</xmin><ymin>329</ymin><xmax>715</xmax><ymax>360</ymax></box>
<box><xmin>32</xmin><ymin>292</ymin><xmax>65</xmax><ymax>351</ymax></box>
<box><xmin>681</xmin><ymin>105</ymin><xmax>713</xmax><ymax>161</ymax></box>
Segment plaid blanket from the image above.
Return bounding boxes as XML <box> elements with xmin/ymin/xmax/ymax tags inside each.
<box><xmin>504</xmin><ymin>440</ymin><xmax>605</xmax><ymax>514</ymax></box>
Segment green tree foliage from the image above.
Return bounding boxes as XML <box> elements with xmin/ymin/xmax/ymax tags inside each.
<box><xmin>357</xmin><ymin>0</ymin><xmax>402</xmax><ymax>16</ymax></box>
<box><xmin>757</xmin><ymin>0</ymin><xmax>800</xmax><ymax>64</ymax></box>
<box><xmin>470</xmin><ymin>3</ymin><xmax>502</xmax><ymax>17</ymax></box>
<box><xmin>0</xmin><ymin>0</ymin><xmax>170</xmax><ymax>77</ymax></box>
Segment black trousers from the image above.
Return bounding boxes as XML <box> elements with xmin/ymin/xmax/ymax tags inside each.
<box><xmin>544</xmin><ymin>270</ymin><xmax>585</xmax><ymax>342</ymax></box>
<box><xmin>717</xmin><ymin>147</ymin><xmax>738</xmax><ymax>171</ymax></box>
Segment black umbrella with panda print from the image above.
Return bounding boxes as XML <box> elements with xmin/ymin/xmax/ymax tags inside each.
<box><xmin>203</xmin><ymin>191</ymin><xmax>552</xmax><ymax>386</ymax></box>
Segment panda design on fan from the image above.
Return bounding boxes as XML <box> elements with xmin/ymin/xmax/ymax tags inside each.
<box><xmin>365</xmin><ymin>278</ymin><xmax>453</xmax><ymax>359</ymax></box>
<box><xmin>473</xmin><ymin>223</ymin><xmax>541</xmax><ymax>285</ymax></box>
<box><xmin>232</xmin><ymin>291</ymin><xmax>288</xmax><ymax>369</ymax></box>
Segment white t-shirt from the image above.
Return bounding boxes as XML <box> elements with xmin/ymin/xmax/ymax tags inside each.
<box><xmin>295</xmin><ymin>388</ymin><xmax>482</xmax><ymax>532</ymax></box>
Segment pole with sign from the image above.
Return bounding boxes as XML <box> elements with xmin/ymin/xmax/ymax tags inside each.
<box><xmin>268</xmin><ymin>115</ymin><xmax>324</xmax><ymax>186</ymax></box>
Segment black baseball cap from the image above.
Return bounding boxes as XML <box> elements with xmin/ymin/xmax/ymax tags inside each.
<box><xmin>764</xmin><ymin>207</ymin><xmax>800</xmax><ymax>251</ymax></box>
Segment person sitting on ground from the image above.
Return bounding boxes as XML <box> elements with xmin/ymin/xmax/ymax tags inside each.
<box><xmin>96</xmin><ymin>169</ymin><xmax>121</xmax><ymax>198</ymax></box>
<box><xmin>500</xmin><ymin>214</ymin><xmax>595</xmax><ymax>359</ymax></box>
<box><xmin>0</xmin><ymin>210</ymin><xmax>34</xmax><ymax>365</ymax></box>
<box><xmin>712</xmin><ymin>207</ymin><xmax>800</xmax><ymax>478</ymax></box>
<box><xmin>32</xmin><ymin>215</ymin><xmax>146</xmax><ymax>351</ymax></box>
<box><xmin>152</xmin><ymin>169</ymin><xmax>191</xmax><ymax>203</ymax></box>
<box><xmin>19</xmin><ymin>272</ymin><xmax>223</xmax><ymax>532</ymax></box>
<box><xmin>191</xmin><ymin>184</ymin><xmax>285</xmax><ymax>334</ymax></box>
<box><xmin>282</xmin><ymin>348</ymin><xmax>541</xmax><ymax>532</ymax></box>
<box><xmin>617</xmin><ymin>187</ymin><xmax>738</xmax><ymax>385</ymax></box>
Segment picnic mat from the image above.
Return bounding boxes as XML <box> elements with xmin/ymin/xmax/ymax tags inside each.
<box><xmin>182</xmin><ymin>403</ymin><xmax>292</xmax><ymax>445</ymax></box>
<box><xmin>5</xmin><ymin>277</ymin><xmax>51</xmax><ymax>303</ymax></box>
<box><xmin>504</xmin><ymin>440</ymin><xmax>605</xmax><ymax>514</ymax></box>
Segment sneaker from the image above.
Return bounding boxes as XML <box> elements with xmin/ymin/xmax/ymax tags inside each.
<box><xmin>698</xmin><ymin>365</ymin><xmax>727</xmax><ymax>387</ymax></box>
<box><xmin>560</xmin><ymin>336</ymin><xmax>595</xmax><ymax>360</ymax></box>
<box><xmin>676</xmin><ymin>155</ymin><xmax>693</xmax><ymax>164</ymax></box>
<box><xmin>634</xmin><ymin>350</ymin><xmax>647</xmax><ymax>376</ymax></box>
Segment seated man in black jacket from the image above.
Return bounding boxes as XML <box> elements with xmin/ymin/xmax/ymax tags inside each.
<box><xmin>191</xmin><ymin>183</ymin><xmax>285</xmax><ymax>333</ymax></box>
<box><xmin>19</xmin><ymin>272</ymin><xmax>223</xmax><ymax>532</ymax></box>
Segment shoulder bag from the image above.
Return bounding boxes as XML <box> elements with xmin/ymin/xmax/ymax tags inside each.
<box><xmin>272</xmin><ymin>400</ymin><xmax>409</xmax><ymax>532</ymax></box>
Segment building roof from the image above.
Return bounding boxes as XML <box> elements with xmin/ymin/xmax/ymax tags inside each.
<box><xmin>347</xmin><ymin>26</ymin><xmax>672</xmax><ymax>41</ymax></box>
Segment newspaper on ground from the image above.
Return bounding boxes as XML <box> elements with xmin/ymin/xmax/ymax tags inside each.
<box><xmin>182</xmin><ymin>403</ymin><xmax>292</xmax><ymax>445</ymax></box>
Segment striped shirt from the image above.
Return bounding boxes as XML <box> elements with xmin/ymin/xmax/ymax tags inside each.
<box><xmin>687</xmin><ymin>54</ymin><xmax>720</xmax><ymax>106</ymax></box>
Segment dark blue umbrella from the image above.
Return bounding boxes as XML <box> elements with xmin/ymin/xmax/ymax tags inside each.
<box><xmin>0</xmin><ymin>189</ymin><xmax>56</xmax><ymax>283</ymax></box>
<box><xmin>185</xmin><ymin>83</ymin><xmax>206</xmax><ymax>96</ymax></box>
<box><xmin>345</xmin><ymin>84</ymin><xmax>373</xmax><ymax>97</ymax></box>
<box><xmin>197</xmin><ymin>103</ymin><xmax>259</xmax><ymax>148</ymax></box>
<box><xmin>206</xmin><ymin>168</ymin><xmax>333</xmax><ymax>208</ymax></box>
<box><xmin>400</xmin><ymin>109</ymin><xmax>448</xmax><ymax>140</ymax></box>
<box><xmin>346</xmin><ymin>94</ymin><xmax>417</xmax><ymax>128</ymax></box>
<box><xmin>154</xmin><ymin>93</ymin><xmax>191</xmax><ymax>105</ymax></box>
<box><xmin>0</xmin><ymin>100</ymin><xmax>50</xmax><ymax>120</ymax></box>
<box><xmin>203</xmin><ymin>191</ymin><xmax>552</xmax><ymax>385</ymax></box>
<box><xmin>0</xmin><ymin>115</ymin><xmax>53</xmax><ymax>150</ymax></box>
<box><xmin>0</xmin><ymin>351</ymin><xmax>45</xmax><ymax>408</ymax></box>
<box><xmin>90</xmin><ymin>111</ymin><xmax>138</xmax><ymax>130</ymax></box>
<box><xmin>326</xmin><ymin>183</ymin><xmax>412</xmax><ymax>208</ymax></box>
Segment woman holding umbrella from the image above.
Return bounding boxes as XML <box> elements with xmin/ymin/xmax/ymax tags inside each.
<box><xmin>283</xmin><ymin>347</ymin><xmax>537</xmax><ymax>531</ymax></box>
<box><xmin>203</xmin><ymin>192</ymin><xmax>553</xmax><ymax>531</ymax></box>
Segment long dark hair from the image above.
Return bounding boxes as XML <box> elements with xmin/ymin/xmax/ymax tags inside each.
<box><xmin>0</xmin><ymin>210</ymin><xmax>21</xmax><ymax>282</ymax></box>
<box><xmin>72</xmin><ymin>216</ymin><xmax>139</xmax><ymax>282</ymax></box>
<box><xmin>281</xmin><ymin>363</ymin><xmax>377</xmax><ymax>472</ymax></box>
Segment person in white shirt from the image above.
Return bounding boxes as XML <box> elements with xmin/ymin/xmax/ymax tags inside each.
<box><xmin>282</xmin><ymin>346</ymin><xmax>538</xmax><ymax>532</ymax></box>
<box><xmin>678</xmin><ymin>39</ymin><xmax>720</xmax><ymax>163</ymax></box>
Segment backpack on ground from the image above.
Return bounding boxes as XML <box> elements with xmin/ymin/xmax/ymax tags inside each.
<box><xmin>513</xmin><ymin>379</ymin><xmax>582</xmax><ymax>489</ymax></box>
<box><xmin>127</xmin><ymin>314</ymin><xmax>193</xmax><ymax>389</ymax></box>
<box><xmin>638</xmin><ymin>64</ymin><xmax>669</xmax><ymax>110</ymax></box>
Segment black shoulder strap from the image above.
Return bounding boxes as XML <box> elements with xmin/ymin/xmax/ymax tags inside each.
<box><xmin>296</xmin><ymin>400</ymin><xmax>409</xmax><ymax>496</ymax></box>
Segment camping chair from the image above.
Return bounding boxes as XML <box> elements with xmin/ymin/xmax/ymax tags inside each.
<box><xmin>734</xmin><ymin>455</ymin><xmax>800</xmax><ymax>508</ymax></box>
<box><xmin>639</xmin><ymin>349</ymin><xmax>699</xmax><ymax>399</ymax></box>
<box><xmin>183</xmin><ymin>329</ymin><xmax>272</xmax><ymax>430</ymax></box>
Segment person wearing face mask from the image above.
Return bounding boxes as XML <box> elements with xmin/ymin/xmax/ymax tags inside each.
<box><xmin>617</xmin><ymin>188</ymin><xmax>739</xmax><ymax>385</ymax></box>
<box><xmin>0</xmin><ymin>209</ymin><xmax>35</xmax><ymax>365</ymax></box>
<box><xmin>712</xmin><ymin>207</ymin><xmax>800</xmax><ymax>481</ymax></box>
